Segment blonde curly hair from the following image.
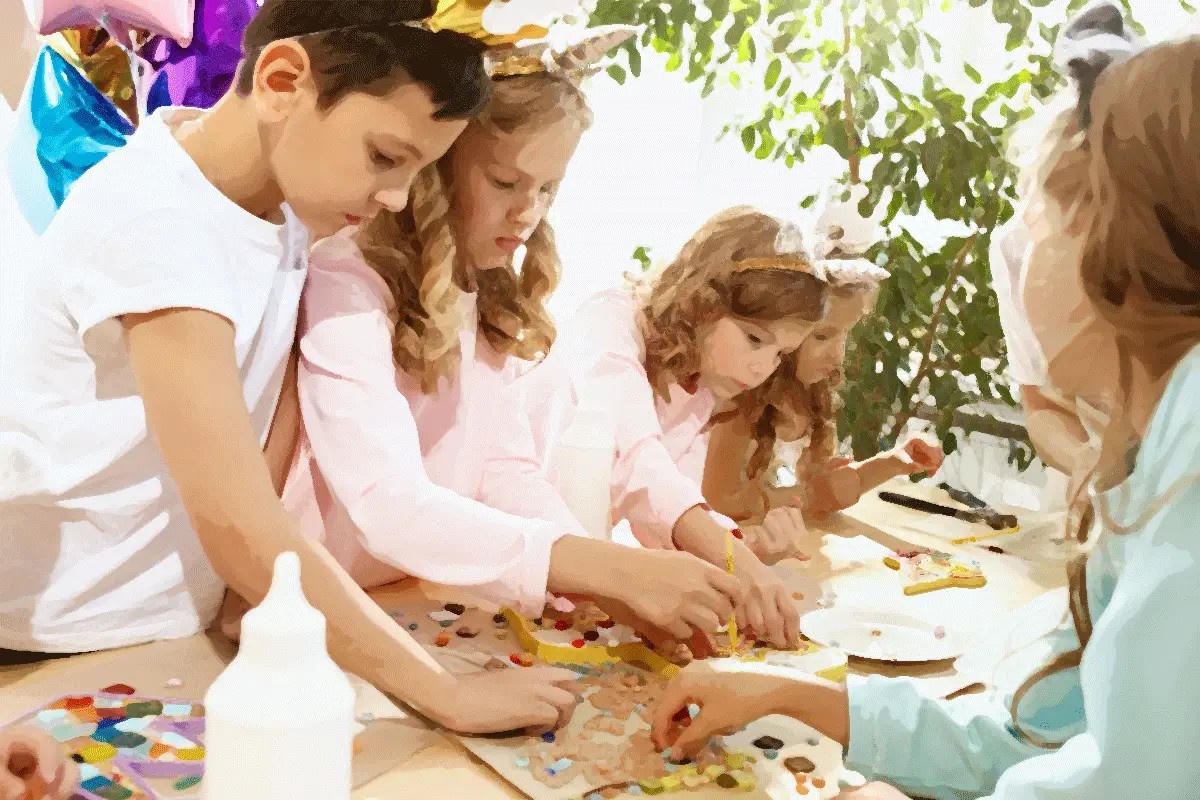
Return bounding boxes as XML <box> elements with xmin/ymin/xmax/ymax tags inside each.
<box><xmin>635</xmin><ymin>206</ymin><xmax>828</xmax><ymax>474</ymax></box>
<box><xmin>356</xmin><ymin>72</ymin><xmax>592</xmax><ymax>391</ymax></box>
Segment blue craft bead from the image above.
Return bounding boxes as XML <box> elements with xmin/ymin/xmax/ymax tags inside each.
<box><xmin>90</xmin><ymin>726</ymin><xmax>121</xmax><ymax>743</ymax></box>
<box><xmin>764</xmin><ymin>749</ymin><xmax>779</xmax><ymax>760</ymax></box>
<box><xmin>541</xmin><ymin>731</ymin><xmax>556</xmax><ymax>743</ymax></box>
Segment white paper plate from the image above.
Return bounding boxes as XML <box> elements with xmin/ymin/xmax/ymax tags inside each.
<box><xmin>800</xmin><ymin>607</ymin><xmax>968</xmax><ymax>663</ymax></box>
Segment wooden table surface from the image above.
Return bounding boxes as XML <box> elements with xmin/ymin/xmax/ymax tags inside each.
<box><xmin>0</xmin><ymin>480</ymin><xmax>1068</xmax><ymax>799</ymax></box>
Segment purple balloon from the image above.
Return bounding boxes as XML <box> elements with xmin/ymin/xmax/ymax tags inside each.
<box><xmin>144</xmin><ymin>0</ymin><xmax>258</xmax><ymax>111</ymax></box>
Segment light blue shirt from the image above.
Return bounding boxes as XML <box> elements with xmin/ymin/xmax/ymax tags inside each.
<box><xmin>845</xmin><ymin>344</ymin><xmax>1200</xmax><ymax>799</ymax></box>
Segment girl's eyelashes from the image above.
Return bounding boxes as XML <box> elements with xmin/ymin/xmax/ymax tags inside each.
<box><xmin>369</xmin><ymin>147</ymin><xmax>401</xmax><ymax>170</ymax></box>
<box><xmin>492</xmin><ymin>178</ymin><xmax>517</xmax><ymax>190</ymax></box>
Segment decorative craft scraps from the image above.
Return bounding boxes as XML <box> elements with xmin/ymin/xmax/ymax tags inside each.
<box><xmin>513</xmin><ymin>662</ymin><xmax>760</xmax><ymax>796</ymax></box>
<box><xmin>3</xmin><ymin>693</ymin><xmax>206</xmax><ymax>800</ymax></box>
<box><xmin>883</xmin><ymin>548</ymin><xmax>987</xmax><ymax>596</ymax></box>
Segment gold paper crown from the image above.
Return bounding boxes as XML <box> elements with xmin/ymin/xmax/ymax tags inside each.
<box><xmin>428</xmin><ymin>0</ymin><xmax>561</xmax><ymax>47</ymax></box>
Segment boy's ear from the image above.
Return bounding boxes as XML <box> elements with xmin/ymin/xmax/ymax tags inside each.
<box><xmin>252</xmin><ymin>40</ymin><xmax>317</xmax><ymax>121</ymax></box>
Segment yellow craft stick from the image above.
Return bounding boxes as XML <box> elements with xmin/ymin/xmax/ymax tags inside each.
<box><xmin>725</xmin><ymin>527</ymin><xmax>738</xmax><ymax>654</ymax></box>
<box><xmin>951</xmin><ymin>526</ymin><xmax>1021</xmax><ymax>545</ymax></box>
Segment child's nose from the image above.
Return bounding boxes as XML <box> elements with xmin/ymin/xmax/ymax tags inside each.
<box><xmin>375</xmin><ymin>188</ymin><xmax>409</xmax><ymax>213</ymax></box>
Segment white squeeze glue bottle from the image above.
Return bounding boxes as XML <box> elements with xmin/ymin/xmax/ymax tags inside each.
<box><xmin>552</xmin><ymin>404</ymin><xmax>616</xmax><ymax>541</ymax></box>
<box><xmin>203</xmin><ymin>552</ymin><xmax>355</xmax><ymax>800</ymax></box>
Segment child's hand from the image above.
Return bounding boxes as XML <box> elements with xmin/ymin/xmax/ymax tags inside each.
<box><xmin>649</xmin><ymin>661</ymin><xmax>791</xmax><ymax>759</ymax></box>
<box><xmin>733</xmin><ymin>551</ymin><xmax>801</xmax><ymax>649</ymax></box>
<box><xmin>0</xmin><ymin>726</ymin><xmax>79</xmax><ymax>800</ymax></box>
<box><xmin>894</xmin><ymin>434</ymin><xmax>944</xmax><ymax>475</ymax></box>
<box><xmin>603</xmin><ymin>549</ymin><xmax>741</xmax><ymax>643</ymax></box>
<box><xmin>433</xmin><ymin>667</ymin><xmax>581</xmax><ymax>734</ymax></box>
<box><xmin>742</xmin><ymin>508</ymin><xmax>811</xmax><ymax>565</ymax></box>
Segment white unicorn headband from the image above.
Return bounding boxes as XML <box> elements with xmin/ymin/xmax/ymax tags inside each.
<box><xmin>485</xmin><ymin>24</ymin><xmax>639</xmax><ymax>81</ymax></box>
<box><xmin>734</xmin><ymin>189</ymin><xmax>888</xmax><ymax>284</ymax></box>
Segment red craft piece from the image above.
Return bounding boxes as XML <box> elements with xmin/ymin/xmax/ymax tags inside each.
<box><xmin>596</xmin><ymin>619</ymin><xmax>615</xmax><ymax>629</ymax></box>
<box><xmin>571</xmin><ymin>639</ymin><xmax>585</xmax><ymax>648</ymax></box>
<box><xmin>509</xmin><ymin>653</ymin><xmax>523</xmax><ymax>665</ymax></box>
<box><xmin>732</xmin><ymin>529</ymin><xmax>744</xmax><ymax>540</ymax></box>
<box><xmin>65</xmin><ymin>696</ymin><xmax>94</xmax><ymax>710</ymax></box>
<box><xmin>554</xmin><ymin>620</ymin><xmax>571</xmax><ymax>631</ymax></box>
<box><xmin>671</xmin><ymin>707</ymin><xmax>690</xmax><ymax>723</ymax></box>
<box><xmin>101</xmin><ymin>684</ymin><xmax>136</xmax><ymax>695</ymax></box>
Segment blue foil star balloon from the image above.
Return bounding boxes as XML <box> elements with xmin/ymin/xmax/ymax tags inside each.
<box><xmin>7</xmin><ymin>47</ymin><xmax>135</xmax><ymax>234</ymax></box>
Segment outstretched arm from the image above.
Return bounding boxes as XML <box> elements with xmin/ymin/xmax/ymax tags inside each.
<box><xmin>125</xmin><ymin>308</ymin><xmax>454</xmax><ymax>724</ymax></box>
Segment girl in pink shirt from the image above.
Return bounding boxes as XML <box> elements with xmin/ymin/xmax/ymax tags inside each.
<box><xmin>258</xmin><ymin>30</ymin><xmax>740</xmax><ymax>646</ymax></box>
<box><xmin>483</xmin><ymin>207</ymin><xmax>834</xmax><ymax>649</ymax></box>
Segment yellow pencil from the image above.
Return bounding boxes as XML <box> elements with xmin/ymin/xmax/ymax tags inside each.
<box><xmin>951</xmin><ymin>526</ymin><xmax>1021</xmax><ymax>545</ymax></box>
<box><xmin>725</xmin><ymin>527</ymin><xmax>738</xmax><ymax>653</ymax></box>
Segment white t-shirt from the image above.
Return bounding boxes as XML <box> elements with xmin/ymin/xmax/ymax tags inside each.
<box><xmin>988</xmin><ymin>214</ymin><xmax>1049</xmax><ymax>387</ymax></box>
<box><xmin>0</xmin><ymin>108</ymin><xmax>309</xmax><ymax>653</ymax></box>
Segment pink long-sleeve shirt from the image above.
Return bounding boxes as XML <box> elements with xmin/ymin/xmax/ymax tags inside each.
<box><xmin>281</xmin><ymin>232</ymin><xmax>584</xmax><ymax>616</ymax></box>
<box><xmin>481</xmin><ymin>288</ymin><xmax>715</xmax><ymax>549</ymax></box>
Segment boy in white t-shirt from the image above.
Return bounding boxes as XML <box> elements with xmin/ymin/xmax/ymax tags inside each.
<box><xmin>0</xmin><ymin>0</ymin><xmax>578</xmax><ymax>734</ymax></box>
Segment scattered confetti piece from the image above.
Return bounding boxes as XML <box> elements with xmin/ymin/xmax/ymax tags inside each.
<box><xmin>165</xmin><ymin>678</ymin><xmax>183</xmax><ymax>688</ymax></box>
<box><xmin>428</xmin><ymin>610</ymin><xmax>458</xmax><ymax>624</ymax></box>
<box><xmin>443</xmin><ymin>603</ymin><xmax>466</xmax><ymax>615</ymax></box>
<box><xmin>785</xmin><ymin>756</ymin><xmax>816</xmax><ymax>774</ymax></box>
<box><xmin>100</xmin><ymin>684</ymin><xmax>135</xmax><ymax>696</ymax></box>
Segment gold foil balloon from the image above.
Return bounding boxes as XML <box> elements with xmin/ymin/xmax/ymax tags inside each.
<box><xmin>46</xmin><ymin>27</ymin><xmax>139</xmax><ymax>123</ymax></box>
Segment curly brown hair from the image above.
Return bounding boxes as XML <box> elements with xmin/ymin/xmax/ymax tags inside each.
<box><xmin>635</xmin><ymin>206</ymin><xmax>828</xmax><ymax>472</ymax></box>
<box><xmin>1007</xmin><ymin>36</ymin><xmax>1200</xmax><ymax>749</ymax></box>
<box><xmin>355</xmin><ymin>71</ymin><xmax>592</xmax><ymax>391</ymax></box>
<box><xmin>734</xmin><ymin>279</ymin><xmax>880</xmax><ymax>512</ymax></box>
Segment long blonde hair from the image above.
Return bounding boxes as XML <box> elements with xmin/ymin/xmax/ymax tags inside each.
<box><xmin>356</xmin><ymin>72</ymin><xmax>592</xmax><ymax>392</ymax></box>
<box><xmin>1009</xmin><ymin>36</ymin><xmax>1200</xmax><ymax>748</ymax></box>
<box><xmin>636</xmin><ymin>207</ymin><xmax>828</xmax><ymax>479</ymax></box>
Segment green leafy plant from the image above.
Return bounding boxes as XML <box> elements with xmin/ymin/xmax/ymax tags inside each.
<box><xmin>598</xmin><ymin>0</ymin><xmax>1166</xmax><ymax>469</ymax></box>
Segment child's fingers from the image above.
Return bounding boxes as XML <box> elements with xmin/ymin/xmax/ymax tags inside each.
<box><xmin>668</xmin><ymin>716</ymin><xmax>718</xmax><ymax>761</ymax></box>
<box><xmin>52</xmin><ymin>760</ymin><xmax>80</xmax><ymax>800</ymax></box>
<box><xmin>651</xmin><ymin>681</ymin><xmax>693</xmax><ymax>748</ymax></box>
<box><xmin>0</xmin><ymin>770</ymin><xmax>26</xmax><ymax>800</ymax></box>
<box><xmin>682</xmin><ymin>607</ymin><xmax>721</xmax><ymax>638</ymax></box>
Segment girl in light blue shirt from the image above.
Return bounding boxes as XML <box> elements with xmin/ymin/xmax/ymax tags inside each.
<box><xmin>650</xmin><ymin>23</ymin><xmax>1200</xmax><ymax>800</ymax></box>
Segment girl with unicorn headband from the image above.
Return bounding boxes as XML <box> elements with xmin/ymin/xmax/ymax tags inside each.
<box><xmin>218</xmin><ymin>22</ymin><xmax>744</xmax><ymax>663</ymax></box>
<box><xmin>701</xmin><ymin>188</ymin><xmax>944</xmax><ymax>553</ymax></box>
